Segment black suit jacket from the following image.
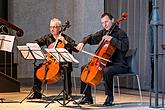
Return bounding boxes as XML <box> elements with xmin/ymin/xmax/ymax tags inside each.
<box><xmin>80</xmin><ymin>26</ymin><xmax>129</xmax><ymax>68</ymax></box>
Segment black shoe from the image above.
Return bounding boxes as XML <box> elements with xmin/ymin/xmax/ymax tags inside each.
<box><xmin>103</xmin><ymin>96</ymin><xmax>114</xmax><ymax>106</ymax></box>
<box><xmin>66</xmin><ymin>95</ymin><xmax>73</xmax><ymax>101</ymax></box>
<box><xmin>27</xmin><ymin>92</ymin><xmax>42</xmax><ymax>99</ymax></box>
<box><xmin>56</xmin><ymin>95</ymin><xmax>72</xmax><ymax>101</ymax></box>
<box><xmin>75</xmin><ymin>96</ymin><xmax>93</xmax><ymax>105</ymax></box>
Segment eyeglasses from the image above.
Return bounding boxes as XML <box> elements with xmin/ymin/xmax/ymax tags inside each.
<box><xmin>50</xmin><ymin>26</ymin><xmax>61</xmax><ymax>29</ymax></box>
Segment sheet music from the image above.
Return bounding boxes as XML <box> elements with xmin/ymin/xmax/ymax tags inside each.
<box><xmin>17</xmin><ymin>45</ymin><xmax>34</xmax><ymax>59</ymax></box>
<box><xmin>45</xmin><ymin>48</ymin><xmax>65</xmax><ymax>62</ymax></box>
<box><xmin>45</xmin><ymin>48</ymin><xmax>79</xmax><ymax>63</ymax></box>
<box><xmin>57</xmin><ymin>48</ymin><xmax>79</xmax><ymax>63</ymax></box>
<box><xmin>17</xmin><ymin>43</ymin><xmax>45</xmax><ymax>60</ymax></box>
<box><xmin>26</xmin><ymin>43</ymin><xmax>45</xmax><ymax>59</ymax></box>
<box><xmin>0</xmin><ymin>35</ymin><xmax>15</xmax><ymax>52</ymax></box>
<box><xmin>26</xmin><ymin>43</ymin><xmax>41</xmax><ymax>50</ymax></box>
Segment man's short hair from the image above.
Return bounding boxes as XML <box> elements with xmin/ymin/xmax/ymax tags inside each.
<box><xmin>101</xmin><ymin>13</ymin><xmax>114</xmax><ymax>20</ymax></box>
<box><xmin>50</xmin><ymin>18</ymin><xmax>61</xmax><ymax>26</ymax></box>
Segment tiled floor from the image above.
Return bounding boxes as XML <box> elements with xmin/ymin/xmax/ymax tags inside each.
<box><xmin>0</xmin><ymin>86</ymin><xmax>165</xmax><ymax>110</ymax></box>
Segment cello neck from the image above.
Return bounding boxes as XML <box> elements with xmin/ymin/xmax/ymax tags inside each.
<box><xmin>52</xmin><ymin>32</ymin><xmax>62</xmax><ymax>48</ymax></box>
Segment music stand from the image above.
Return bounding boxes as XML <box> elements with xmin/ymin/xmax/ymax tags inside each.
<box><xmin>44</xmin><ymin>48</ymin><xmax>80</xmax><ymax>107</ymax></box>
<box><xmin>0</xmin><ymin>35</ymin><xmax>15</xmax><ymax>103</ymax></box>
<box><xmin>0</xmin><ymin>34</ymin><xmax>15</xmax><ymax>52</ymax></box>
<box><xmin>17</xmin><ymin>43</ymin><xmax>47</xmax><ymax>103</ymax></box>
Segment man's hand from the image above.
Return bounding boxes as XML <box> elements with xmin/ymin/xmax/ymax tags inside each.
<box><xmin>58</xmin><ymin>36</ymin><xmax>68</xmax><ymax>44</ymax></box>
<box><xmin>76</xmin><ymin>43</ymin><xmax>84</xmax><ymax>51</ymax></box>
<box><xmin>102</xmin><ymin>35</ymin><xmax>113</xmax><ymax>41</ymax></box>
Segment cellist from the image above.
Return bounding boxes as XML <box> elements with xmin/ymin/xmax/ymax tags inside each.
<box><xmin>28</xmin><ymin>18</ymin><xmax>78</xmax><ymax>99</ymax></box>
<box><xmin>75</xmin><ymin>13</ymin><xmax>129</xmax><ymax>106</ymax></box>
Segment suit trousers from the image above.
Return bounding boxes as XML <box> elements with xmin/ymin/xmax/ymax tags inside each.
<box><xmin>80</xmin><ymin>64</ymin><xmax>128</xmax><ymax>97</ymax></box>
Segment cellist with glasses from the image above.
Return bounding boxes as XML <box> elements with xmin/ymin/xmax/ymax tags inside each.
<box><xmin>75</xmin><ymin>13</ymin><xmax>129</xmax><ymax>106</ymax></box>
<box><xmin>28</xmin><ymin>18</ymin><xmax>78</xmax><ymax>99</ymax></box>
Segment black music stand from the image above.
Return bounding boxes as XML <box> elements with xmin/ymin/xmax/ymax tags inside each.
<box><xmin>44</xmin><ymin>48</ymin><xmax>80</xmax><ymax>107</ymax></box>
<box><xmin>0</xmin><ymin>34</ymin><xmax>15</xmax><ymax>103</ymax></box>
<box><xmin>17</xmin><ymin>43</ymin><xmax>48</xmax><ymax>103</ymax></box>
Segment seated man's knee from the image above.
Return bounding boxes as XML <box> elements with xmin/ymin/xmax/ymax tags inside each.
<box><xmin>103</xmin><ymin>67</ymin><xmax>114</xmax><ymax>78</ymax></box>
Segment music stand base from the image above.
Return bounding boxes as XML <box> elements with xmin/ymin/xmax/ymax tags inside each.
<box><xmin>20</xmin><ymin>86</ymin><xmax>48</xmax><ymax>103</ymax></box>
<box><xmin>45</xmin><ymin>89</ymin><xmax>81</xmax><ymax>108</ymax></box>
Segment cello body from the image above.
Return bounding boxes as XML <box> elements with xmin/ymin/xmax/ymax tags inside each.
<box><xmin>36</xmin><ymin>57</ymin><xmax>61</xmax><ymax>84</ymax></box>
<box><xmin>36</xmin><ymin>40</ymin><xmax>65</xmax><ymax>84</ymax></box>
<box><xmin>81</xmin><ymin>41</ymin><xmax>115</xmax><ymax>87</ymax></box>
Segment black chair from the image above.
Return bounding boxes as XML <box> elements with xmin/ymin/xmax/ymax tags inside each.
<box><xmin>113</xmin><ymin>48</ymin><xmax>143</xmax><ymax>102</ymax></box>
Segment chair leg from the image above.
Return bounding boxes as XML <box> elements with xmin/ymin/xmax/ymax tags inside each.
<box><xmin>136</xmin><ymin>75</ymin><xmax>143</xmax><ymax>103</ymax></box>
<box><xmin>45</xmin><ymin>84</ymin><xmax>48</xmax><ymax>94</ymax></box>
<box><xmin>117</xmin><ymin>76</ymin><xmax>121</xmax><ymax>100</ymax></box>
<box><xmin>93</xmin><ymin>87</ymin><xmax>96</xmax><ymax>104</ymax></box>
<box><xmin>41</xmin><ymin>83</ymin><xmax>47</xmax><ymax>94</ymax></box>
<box><xmin>72</xmin><ymin>73</ymin><xmax>77</xmax><ymax>95</ymax></box>
<box><xmin>113</xmin><ymin>77</ymin><xmax>115</xmax><ymax>96</ymax></box>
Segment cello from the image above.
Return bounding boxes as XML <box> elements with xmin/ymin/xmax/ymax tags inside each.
<box><xmin>81</xmin><ymin>12</ymin><xmax>128</xmax><ymax>87</ymax></box>
<box><xmin>36</xmin><ymin>21</ymin><xmax>71</xmax><ymax>84</ymax></box>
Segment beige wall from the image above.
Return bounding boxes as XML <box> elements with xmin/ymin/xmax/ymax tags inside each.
<box><xmin>8</xmin><ymin>0</ymin><xmax>104</xmax><ymax>79</ymax></box>
<box><xmin>7</xmin><ymin>0</ymin><xmax>165</xmax><ymax>92</ymax></box>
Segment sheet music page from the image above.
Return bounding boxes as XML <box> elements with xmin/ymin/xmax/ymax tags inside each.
<box><xmin>45</xmin><ymin>48</ymin><xmax>65</xmax><ymax>62</ymax></box>
<box><xmin>56</xmin><ymin>48</ymin><xmax>79</xmax><ymax>63</ymax></box>
<box><xmin>17</xmin><ymin>45</ymin><xmax>34</xmax><ymax>59</ymax></box>
<box><xmin>0</xmin><ymin>35</ymin><xmax>15</xmax><ymax>52</ymax></box>
<box><xmin>26</xmin><ymin>43</ymin><xmax>41</xmax><ymax>50</ymax></box>
<box><xmin>45</xmin><ymin>48</ymin><xmax>79</xmax><ymax>63</ymax></box>
<box><xmin>26</xmin><ymin>43</ymin><xmax>45</xmax><ymax>59</ymax></box>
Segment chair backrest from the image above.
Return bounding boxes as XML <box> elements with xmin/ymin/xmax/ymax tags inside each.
<box><xmin>125</xmin><ymin>48</ymin><xmax>137</xmax><ymax>73</ymax></box>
